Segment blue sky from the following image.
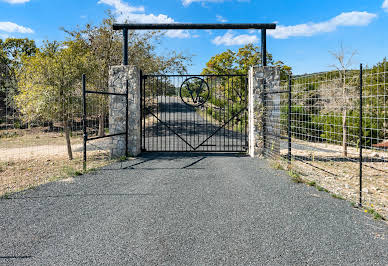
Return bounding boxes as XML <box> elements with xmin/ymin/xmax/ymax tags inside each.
<box><xmin>1</xmin><ymin>0</ymin><xmax>387</xmax><ymax>74</ymax></box>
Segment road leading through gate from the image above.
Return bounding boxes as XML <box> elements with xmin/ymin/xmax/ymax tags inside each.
<box><xmin>141</xmin><ymin>74</ymin><xmax>248</xmax><ymax>152</ymax></box>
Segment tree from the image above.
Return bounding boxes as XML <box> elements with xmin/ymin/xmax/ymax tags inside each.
<box><xmin>202</xmin><ymin>43</ymin><xmax>292</xmax><ymax>78</ymax></box>
<box><xmin>16</xmin><ymin>40</ymin><xmax>90</xmax><ymax>160</ymax></box>
<box><xmin>318</xmin><ymin>44</ymin><xmax>358</xmax><ymax>157</ymax></box>
<box><xmin>0</xmin><ymin>38</ymin><xmax>37</xmax><ymax>111</ymax></box>
<box><xmin>63</xmin><ymin>14</ymin><xmax>191</xmax><ymax>136</ymax></box>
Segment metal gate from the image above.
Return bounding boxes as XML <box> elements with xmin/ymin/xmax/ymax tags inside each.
<box><xmin>141</xmin><ymin>74</ymin><xmax>248</xmax><ymax>152</ymax></box>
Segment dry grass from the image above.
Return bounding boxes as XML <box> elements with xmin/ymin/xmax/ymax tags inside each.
<box><xmin>0</xmin><ymin>127</ymin><xmax>83</xmax><ymax>149</ymax></box>
<box><xmin>281</xmin><ymin>139</ymin><xmax>388</xmax><ymax>219</ymax></box>
<box><xmin>0</xmin><ymin>128</ymin><xmax>84</xmax><ymax>162</ymax></box>
<box><xmin>0</xmin><ymin>127</ymin><xmax>115</xmax><ymax>197</ymax></box>
<box><xmin>0</xmin><ymin>150</ymin><xmax>112</xmax><ymax>197</ymax></box>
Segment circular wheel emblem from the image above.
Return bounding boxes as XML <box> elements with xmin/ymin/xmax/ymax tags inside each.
<box><xmin>180</xmin><ymin>77</ymin><xmax>210</xmax><ymax>107</ymax></box>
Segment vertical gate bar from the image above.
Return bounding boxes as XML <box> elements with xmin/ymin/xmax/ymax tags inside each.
<box><xmin>140</xmin><ymin>71</ymin><xmax>143</xmax><ymax>152</ymax></box>
<box><xmin>186</xmin><ymin>77</ymin><xmax>188</xmax><ymax>151</ymax></box>
<box><xmin>205</xmin><ymin>77</ymin><xmax>208</xmax><ymax>152</ymax></box>
<box><xmin>209</xmin><ymin>76</ymin><xmax>212</xmax><ymax>151</ymax></box>
<box><xmin>215</xmin><ymin>77</ymin><xmax>218</xmax><ymax>151</ymax></box>
<box><xmin>261</xmin><ymin>29</ymin><xmax>267</xmax><ymax>67</ymax></box>
<box><xmin>167</xmin><ymin>77</ymin><xmax>171</xmax><ymax>151</ymax></box>
<box><xmin>231</xmin><ymin>77</ymin><xmax>234</xmax><ymax>151</ymax></box>
<box><xmin>125</xmin><ymin>80</ymin><xmax>129</xmax><ymax>158</ymax></box>
<box><xmin>82</xmin><ymin>74</ymin><xmax>87</xmax><ymax>171</ymax></box>
<box><xmin>164</xmin><ymin>76</ymin><xmax>167</xmax><ymax>151</ymax></box>
<box><xmin>172</xmin><ymin>77</ymin><xmax>174</xmax><ymax>151</ymax></box>
<box><xmin>223</xmin><ymin>76</ymin><xmax>226</xmax><ymax>150</ymax></box>
<box><xmin>245</xmin><ymin>77</ymin><xmax>248</xmax><ymax>151</ymax></box>
<box><xmin>240</xmin><ymin>76</ymin><xmax>243</xmax><ymax>151</ymax></box>
<box><xmin>123</xmin><ymin>29</ymin><xmax>128</xmax><ymax>65</ymax></box>
<box><xmin>153</xmin><ymin>76</ymin><xmax>156</xmax><ymax>151</ymax></box>
<box><xmin>214</xmin><ymin>77</ymin><xmax>217</xmax><ymax>151</ymax></box>
<box><xmin>143</xmin><ymin>75</ymin><xmax>146</xmax><ymax>151</ymax></box>
<box><xmin>145</xmin><ymin>77</ymin><xmax>148</xmax><ymax>151</ymax></box>
<box><xmin>233</xmin><ymin>77</ymin><xmax>237</xmax><ymax>151</ymax></box>
<box><xmin>180</xmin><ymin>77</ymin><xmax>183</xmax><ymax>151</ymax></box>
<box><xmin>288</xmin><ymin>75</ymin><xmax>292</xmax><ymax>166</ymax></box>
<box><xmin>156</xmin><ymin>76</ymin><xmax>158</xmax><ymax>151</ymax></box>
<box><xmin>232</xmin><ymin>77</ymin><xmax>235</xmax><ymax>151</ymax></box>
<box><xmin>359</xmin><ymin>63</ymin><xmax>363</xmax><ymax>207</ymax></box>
<box><xmin>209</xmin><ymin>76</ymin><xmax>211</xmax><ymax>152</ymax></box>
<box><xmin>228</xmin><ymin>76</ymin><xmax>230</xmax><ymax>151</ymax></box>
<box><xmin>218</xmin><ymin>78</ymin><xmax>221</xmax><ymax>151</ymax></box>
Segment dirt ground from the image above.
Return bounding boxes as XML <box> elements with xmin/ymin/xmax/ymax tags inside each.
<box><xmin>0</xmin><ymin>150</ymin><xmax>113</xmax><ymax>197</ymax></box>
<box><xmin>281</xmin><ymin>139</ymin><xmax>388</xmax><ymax>219</ymax></box>
<box><xmin>0</xmin><ymin>128</ymin><xmax>114</xmax><ymax>196</ymax></box>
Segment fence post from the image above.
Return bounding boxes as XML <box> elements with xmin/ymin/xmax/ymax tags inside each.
<box><xmin>125</xmin><ymin>80</ymin><xmax>129</xmax><ymax>158</ymax></box>
<box><xmin>82</xmin><ymin>74</ymin><xmax>87</xmax><ymax>172</ymax></box>
<box><xmin>288</xmin><ymin>75</ymin><xmax>292</xmax><ymax>166</ymax></box>
<box><xmin>359</xmin><ymin>64</ymin><xmax>363</xmax><ymax>207</ymax></box>
<box><xmin>123</xmin><ymin>29</ymin><xmax>128</xmax><ymax>65</ymax></box>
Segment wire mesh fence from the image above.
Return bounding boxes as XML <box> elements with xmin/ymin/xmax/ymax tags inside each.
<box><xmin>0</xmin><ymin>76</ymin><xmax>112</xmax><ymax>196</ymax></box>
<box><xmin>266</xmin><ymin>63</ymin><xmax>387</xmax><ymax>218</ymax></box>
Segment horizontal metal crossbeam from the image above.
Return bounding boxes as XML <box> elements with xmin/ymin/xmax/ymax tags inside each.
<box><xmin>113</xmin><ymin>23</ymin><xmax>276</xmax><ymax>30</ymax></box>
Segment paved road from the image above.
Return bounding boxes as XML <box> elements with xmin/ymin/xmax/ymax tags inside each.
<box><xmin>144</xmin><ymin>96</ymin><xmax>247</xmax><ymax>152</ymax></box>
<box><xmin>1</xmin><ymin>153</ymin><xmax>387</xmax><ymax>265</ymax></box>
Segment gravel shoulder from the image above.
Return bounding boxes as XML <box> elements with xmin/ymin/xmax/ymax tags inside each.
<box><xmin>1</xmin><ymin>153</ymin><xmax>387</xmax><ymax>265</ymax></box>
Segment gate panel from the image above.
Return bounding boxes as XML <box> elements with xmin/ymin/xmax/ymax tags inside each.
<box><xmin>141</xmin><ymin>74</ymin><xmax>248</xmax><ymax>152</ymax></box>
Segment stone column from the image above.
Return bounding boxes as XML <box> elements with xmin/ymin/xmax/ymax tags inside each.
<box><xmin>248</xmin><ymin>66</ymin><xmax>281</xmax><ymax>158</ymax></box>
<box><xmin>109</xmin><ymin>65</ymin><xmax>141</xmax><ymax>158</ymax></box>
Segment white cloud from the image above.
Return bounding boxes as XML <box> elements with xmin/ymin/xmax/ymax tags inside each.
<box><xmin>212</xmin><ymin>30</ymin><xmax>258</xmax><ymax>46</ymax></box>
<box><xmin>383</xmin><ymin>0</ymin><xmax>388</xmax><ymax>12</ymax></box>
<box><xmin>182</xmin><ymin>0</ymin><xmax>224</xmax><ymax>7</ymax></box>
<box><xmin>268</xmin><ymin>11</ymin><xmax>377</xmax><ymax>39</ymax></box>
<box><xmin>182</xmin><ymin>0</ymin><xmax>248</xmax><ymax>6</ymax></box>
<box><xmin>0</xmin><ymin>21</ymin><xmax>34</xmax><ymax>33</ymax></box>
<box><xmin>98</xmin><ymin>0</ymin><xmax>190</xmax><ymax>38</ymax></box>
<box><xmin>216</xmin><ymin>15</ymin><xmax>227</xmax><ymax>23</ymax></box>
<box><xmin>2</xmin><ymin>0</ymin><xmax>30</xmax><ymax>4</ymax></box>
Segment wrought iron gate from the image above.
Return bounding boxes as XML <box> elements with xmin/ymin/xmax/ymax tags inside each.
<box><xmin>141</xmin><ymin>74</ymin><xmax>248</xmax><ymax>152</ymax></box>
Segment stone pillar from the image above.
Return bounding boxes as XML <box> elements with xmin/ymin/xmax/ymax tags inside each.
<box><xmin>109</xmin><ymin>65</ymin><xmax>141</xmax><ymax>158</ymax></box>
<box><xmin>248</xmin><ymin>66</ymin><xmax>281</xmax><ymax>158</ymax></box>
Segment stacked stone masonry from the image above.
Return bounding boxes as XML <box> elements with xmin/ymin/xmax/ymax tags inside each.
<box><xmin>109</xmin><ymin>65</ymin><xmax>141</xmax><ymax>158</ymax></box>
<box><xmin>249</xmin><ymin>66</ymin><xmax>281</xmax><ymax>158</ymax></box>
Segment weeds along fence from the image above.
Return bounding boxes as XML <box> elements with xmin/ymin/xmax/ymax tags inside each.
<box><xmin>0</xmin><ymin>75</ymin><xmax>113</xmax><ymax>196</ymax></box>
<box><xmin>267</xmin><ymin>63</ymin><xmax>388</xmax><ymax>218</ymax></box>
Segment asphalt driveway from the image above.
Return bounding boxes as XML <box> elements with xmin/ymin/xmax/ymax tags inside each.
<box><xmin>1</xmin><ymin>153</ymin><xmax>387</xmax><ymax>265</ymax></box>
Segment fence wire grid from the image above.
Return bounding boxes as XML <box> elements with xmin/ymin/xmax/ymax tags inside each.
<box><xmin>0</xmin><ymin>77</ymin><xmax>112</xmax><ymax>195</ymax></box>
<box><xmin>266</xmin><ymin>63</ymin><xmax>387</xmax><ymax>218</ymax></box>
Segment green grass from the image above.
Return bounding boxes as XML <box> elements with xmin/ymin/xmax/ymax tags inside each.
<box><xmin>0</xmin><ymin>192</ymin><xmax>11</xmax><ymax>199</ymax></box>
<box><xmin>289</xmin><ymin>170</ymin><xmax>303</xmax><ymax>183</ymax></box>
<box><xmin>270</xmin><ymin>160</ymin><xmax>285</xmax><ymax>170</ymax></box>
<box><xmin>316</xmin><ymin>186</ymin><xmax>329</xmax><ymax>193</ymax></box>
<box><xmin>331</xmin><ymin>193</ymin><xmax>345</xmax><ymax>200</ymax></box>
<box><xmin>365</xmin><ymin>208</ymin><xmax>385</xmax><ymax>220</ymax></box>
<box><xmin>117</xmin><ymin>156</ymin><xmax>128</xmax><ymax>162</ymax></box>
<box><xmin>307</xmin><ymin>181</ymin><xmax>316</xmax><ymax>186</ymax></box>
<box><xmin>62</xmin><ymin>166</ymin><xmax>83</xmax><ymax>177</ymax></box>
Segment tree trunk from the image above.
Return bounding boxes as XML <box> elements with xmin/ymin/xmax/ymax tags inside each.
<box><xmin>342</xmin><ymin>109</ymin><xmax>348</xmax><ymax>157</ymax></box>
<box><xmin>98</xmin><ymin>111</ymin><xmax>105</xmax><ymax>137</ymax></box>
<box><xmin>48</xmin><ymin>121</ymin><xmax>54</xmax><ymax>132</ymax></box>
<box><xmin>63</xmin><ymin>119</ymin><xmax>73</xmax><ymax>160</ymax></box>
